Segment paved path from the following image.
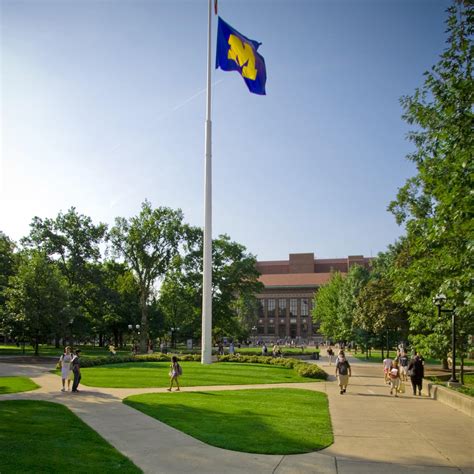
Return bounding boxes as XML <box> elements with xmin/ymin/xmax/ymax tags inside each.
<box><xmin>1</xmin><ymin>355</ymin><xmax>473</xmax><ymax>474</ymax></box>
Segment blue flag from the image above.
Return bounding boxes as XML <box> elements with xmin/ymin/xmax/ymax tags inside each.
<box><xmin>216</xmin><ymin>17</ymin><xmax>267</xmax><ymax>95</ymax></box>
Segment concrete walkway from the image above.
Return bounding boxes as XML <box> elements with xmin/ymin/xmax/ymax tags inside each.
<box><xmin>1</xmin><ymin>355</ymin><xmax>473</xmax><ymax>474</ymax></box>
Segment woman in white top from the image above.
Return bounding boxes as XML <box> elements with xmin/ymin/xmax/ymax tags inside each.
<box><xmin>59</xmin><ymin>346</ymin><xmax>74</xmax><ymax>392</ymax></box>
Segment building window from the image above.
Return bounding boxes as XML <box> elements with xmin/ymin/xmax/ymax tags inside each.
<box><xmin>258</xmin><ymin>299</ymin><xmax>264</xmax><ymax>317</ymax></box>
<box><xmin>301</xmin><ymin>318</ymin><xmax>308</xmax><ymax>337</ymax></box>
<box><xmin>278</xmin><ymin>299</ymin><xmax>286</xmax><ymax>317</ymax></box>
<box><xmin>267</xmin><ymin>326</ymin><xmax>275</xmax><ymax>334</ymax></box>
<box><xmin>289</xmin><ymin>298</ymin><xmax>297</xmax><ymax>316</ymax></box>
<box><xmin>268</xmin><ymin>299</ymin><xmax>276</xmax><ymax>317</ymax></box>
<box><xmin>301</xmin><ymin>298</ymin><xmax>309</xmax><ymax>316</ymax></box>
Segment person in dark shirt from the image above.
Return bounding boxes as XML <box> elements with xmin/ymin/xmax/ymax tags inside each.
<box><xmin>408</xmin><ymin>353</ymin><xmax>424</xmax><ymax>396</ymax></box>
<box><xmin>71</xmin><ymin>350</ymin><xmax>82</xmax><ymax>393</ymax></box>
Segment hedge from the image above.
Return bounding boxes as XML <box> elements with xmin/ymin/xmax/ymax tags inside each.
<box><xmin>217</xmin><ymin>354</ymin><xmax>327</xmax><ymax>380</ymax></box>
<box><xmin>79</xmin><ymin>353</ymin><xmax>200</xmax><ymax>368</ymax></box>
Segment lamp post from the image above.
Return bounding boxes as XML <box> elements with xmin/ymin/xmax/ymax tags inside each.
<box><xmin>128</xmin><ymin>324</ymin><xmax>140</xmax><ymax>353</ymax></box>
<box><xmin>251</xmin><ymin>326</ymin><xmax>257</xmax><ymax>346</ymax></box>
<box><xmin>433</xmin><ymin>293</ymin><xmax>458</xmax><ymax>384</ymax></box>
<box><xmin>170</xmin><ymin>327</ymin><xmax>180</xmax><ymax>349</ymax></box>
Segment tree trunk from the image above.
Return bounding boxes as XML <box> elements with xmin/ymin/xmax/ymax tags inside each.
<box><xmin>35</xmin><ymin>333</ymin><xmax>39</xmax><ymax>356</ymax></box>
<box><xmin>99</xmin><ymin>333</ymin><xmax>104</xmax><ymax>347</ymax></box>
<box><xmin>460</xmin><ymin>355</ymin><xmax>464</xmax><ymax>385</ymax></box>
<box><xmin>55</xmin><ymin>335</ymin><xmax>60</xmax><ymax>348</ymax></box>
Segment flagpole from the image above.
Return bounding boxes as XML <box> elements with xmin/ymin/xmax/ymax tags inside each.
<box><xmin>201</xmin><ymin>0</ymin><xmax>213</xmax><ymax>365</ymax></box>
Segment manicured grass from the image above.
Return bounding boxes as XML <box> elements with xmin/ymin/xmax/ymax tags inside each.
<box><xmin>0</xmin><ymin>344</ymin><xmax>130</xmax><ymax>359</ymax></box>
<box><xmin>124</xmin><ymin>388</ymin><xmax>333</xmax><ymax>454</ymax></box>
<box><xmin>78</xmin><ymin>361</ymin><xmax>318</xmax><ymax>388</ymax></box>
<box><xmin>427</xmin><ymin>373</ymin><xmax>474</xmax><ymax>398</ymax></box>
<box><xmin>0</xmin><ymin>376</ymin><xmax>39</xmax><ymax>394</ymax></box>
<box><xmin>236</xmin><ymin>347</ymin><xmax>319</xmax><ymax>355</ymax></box>
<box><xmin>350</xmin><ymin>351</ymin><xmax>474</xmax><ymax>366</ymax></box>
<box><xmin>0</xmin><ymin>400</ymin><xmax>141</xmax><ymax>473</ymax></box>
<box><xmin>456</xmin><ymin>374</ymin><xmax>474</xmax><ymax>397</ymax></box>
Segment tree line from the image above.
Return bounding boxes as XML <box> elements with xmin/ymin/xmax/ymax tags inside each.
<box><xmin>312</xmin><ymin>3</ymin><xmax>473</xmax><ymax>378</ymax></box>
<box><xmin>0</xmin><ymin>201</ymin><xmax>262</xmax><ymax>354</ymax></box>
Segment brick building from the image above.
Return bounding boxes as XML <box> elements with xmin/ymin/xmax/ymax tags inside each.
<box><xmin>255</xmin><ymin>252</ymin><xmax>372</xmax><ymax>342</ymax></box>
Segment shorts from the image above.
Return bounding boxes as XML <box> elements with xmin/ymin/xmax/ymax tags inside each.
<box><xmin>390</xmin><ymin>378</ymin><xmax>400</xmax><ymax>390</ymax></box>
<box><xmin>338</xmin><ymin>374</ymin><xmax>349</xmax><ymax>387</ymax></box>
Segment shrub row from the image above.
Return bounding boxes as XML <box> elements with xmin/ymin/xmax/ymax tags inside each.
<box><xmin>217</xmin><ymin>354</ymin><xmax>327</xmax><ymax>380</ymax></box>
<box><xmin>79</xmin><ymin>352</ymin><xmax>201</xmax><ymax>368</ymax></box>
<box><xmin>233</xmin><ymin>349</ymin><xmax>320</xmax><ymax>356</ymax></box>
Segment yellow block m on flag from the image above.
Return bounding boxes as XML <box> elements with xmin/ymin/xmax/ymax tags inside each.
<box><xmin>216</xmin><ymin>17</ymin><xmax>266</xmax><ymax>95</ymax></box>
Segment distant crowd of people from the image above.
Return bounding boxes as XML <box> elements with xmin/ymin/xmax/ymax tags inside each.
<box><xmin>383</xmin><ymin>349</ymin><xmax>425</xmax><ymax>397</ymax></box>
<box><xmin>324</xmin><ymin>345</ymin><xmax>426</xmax><ymax>398</ymax></box>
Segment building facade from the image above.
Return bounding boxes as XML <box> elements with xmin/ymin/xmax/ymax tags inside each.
<box><xmin>255</xmin><ymin>253</ymin><xmax>371</xmax><ymax>342</ymax></box>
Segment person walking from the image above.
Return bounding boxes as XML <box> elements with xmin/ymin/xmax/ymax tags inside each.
<box><xmin>389</xmin><ymin>360</ymin><xmax>401</xmax><ymax>397</ymax></box>
<box><xmin>167</xmin><ymin>356</ymin><xmax>181</xmax><ymax>391</ymax></box>
<box><xmin>408</xmin><ymin>353</ymin><xmax>424</xmax><ymax>396</ymax></box>
<box><xmin>59</xmin><ymin>346</ymin><xmax>74</xmax><ymax>392</ymax></box>
<box><xmin>335</xmin><ymin>351</ymin><xmax>351</xmax><ymax>394</ymax></box>
<box><xmin>327</xmin><ymin>347</ymin><xmax>334</xmax><ymax>365</ymax></box>
<box><xmin>399</xmin><ymin>351</ymin><xmax>409</xmax><ymax>382</ymax></box>
<box><xmin>383</xmin><ymin>356</ymin><xmax>393</xmax><ymax>384</ymax></box>
<box><xmin>71</xmin><ymin>349</ymin><xmax>82</xmax><ymax>393</ymax></box>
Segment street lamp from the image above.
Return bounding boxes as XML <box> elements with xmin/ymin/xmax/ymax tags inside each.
<box><xmin>251</xmin><ymin>326</ymin><xmax>257</xmax><ymax>346</ymax></box>
<box><xmin>128</xmin><ymin>324</ymin><xmax>140</xmax><ymax>353</ymax></box>
<box><xmin>433</xmin><ymin>293</ymin><xmax>458</xmax><ymax>384</ymax></box>
<box><xmin>170</xmin><ymin>327</ymin><xmax>180</xmax><ymax>349</ymax></box>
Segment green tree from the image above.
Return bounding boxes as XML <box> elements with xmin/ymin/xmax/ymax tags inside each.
<box><xmin>339</xmin><ymin>264</ymin><xmax>370</xmax><ymax>341</ymax></box>
<box><xmin>95</xmin><ymin>261</ymin><xmax>141</xmax><ymax>348</ymax></box>
<box><xmin>22</xmin><ymin>208</ymin><xmax>107</xmax><ymax>342</ymax></box>
<box><xmin>311</xmin><ymin>272</ymin><xmax>345</xmax><ymax>342</ymax></box>
<box><xmin>388</xmin><ymin>2</ymin><xmax>473</xmax><ymax>373</ymax></box>
<box><xmin>159</xmin><ymin>264</ymin><xmax>198</xmax><ymax>346</ymax></box>
<box><xmin>161</xmin><ymin>227</ymin><xmax>263</xmax><ymax>341</ymax></box>
<box><xmin>354</xmin><ymin>244</ymin><xmax>409</xmax><ymax>358</ymax></box>
<box><xmin>109</xmin><ymin>201</ymin><xmax>185</xmax><ymax>352</ymax></box>
<box><xmin>5</xmin><ymin>251</ymin><xmax>68</xmax><ymax>355</ymax></box>
<box><xmin>0</xmin><ymin>231</ymin><xmax>17</xmax><ymax>341</ymax></box>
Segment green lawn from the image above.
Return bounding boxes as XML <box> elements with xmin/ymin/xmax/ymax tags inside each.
<box><xmin>0</xmin><ymin>376</ymin><xmax>39</xmax><ymax>394</ymax></box>
<box><xmin>0</xmin><ymin>400</ymin><xmax>141</xmax><ymax>473</ymax></box>
<box><xmin>124</xmin><ymin>388</ymin><xmax>332</xmax><ymax>454</ymax></box>
<box><xmin>77</xmin><ymin>361</ymin><xmax>318</xmax><ymax>388</ymax></box>
<box><xmin>0</xmin><ymin>344</ymin><xmax>130</xmax><ymax>359</ymax></box>
<box><xmin>456</xmin><ymin>374</ymin><xmax>474</xmax><ymax>397</ymax></box>
<box><xmin>236</xmin><ymin>347</ymin><xmax>318</xmax><ymax>355</ymax></box>
<box><xmin>350</xmin><ymin>351</ymin><xmax>474</xmax><ymax>366</ymax></box>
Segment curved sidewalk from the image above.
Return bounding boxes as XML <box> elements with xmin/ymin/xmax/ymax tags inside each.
<box><xmin>1</xmin><ymin>356</ymin><xmax>473</xmax><ymax>474</ymax></box>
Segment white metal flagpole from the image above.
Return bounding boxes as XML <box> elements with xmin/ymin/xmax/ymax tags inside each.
<box><xmin>201</xmin><ymin>0</ymin><xmax>213</xmax><ymax>364</ymax></box>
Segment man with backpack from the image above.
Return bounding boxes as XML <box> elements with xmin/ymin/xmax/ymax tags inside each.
<box><xmin>335</xmin><ymin>350</ymin><xmax>351</xmax><ymax>394</ymax></box>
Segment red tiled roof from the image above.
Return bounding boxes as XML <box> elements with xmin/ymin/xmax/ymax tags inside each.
<box><xmin>258</xmin><ymin>273</ymin><xmax>333</xmax><ymax>288</ymax></box>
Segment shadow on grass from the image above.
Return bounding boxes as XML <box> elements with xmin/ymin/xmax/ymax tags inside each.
<box><xmin>124</xmin><ymin>389</ymin><xmax>333</xmax><ymax>455</ymax></box>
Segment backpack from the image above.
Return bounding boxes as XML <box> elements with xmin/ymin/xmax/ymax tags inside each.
<box><xmin>176</xmin><ymin>363</ymin><xmax>183</xmax><ymax>376</ymax></box>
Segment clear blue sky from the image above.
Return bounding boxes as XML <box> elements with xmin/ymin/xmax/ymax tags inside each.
<box><xmin>1</xmin><ymin>0</ymin><xmax>451</xmax><ymax>260</ymax></box>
